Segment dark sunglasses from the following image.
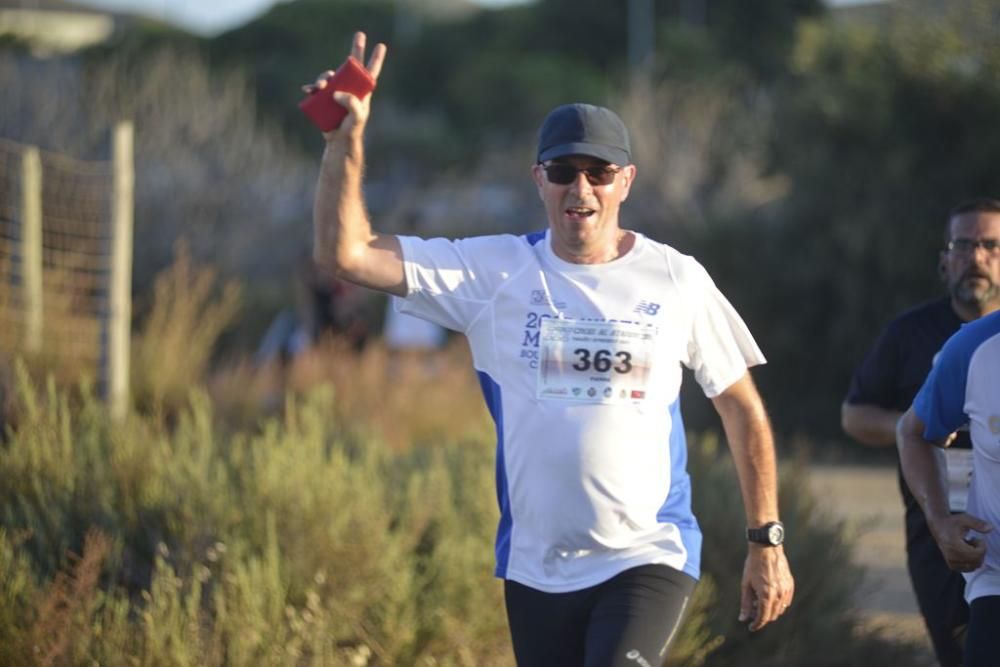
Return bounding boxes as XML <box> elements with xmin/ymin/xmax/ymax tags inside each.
<box><xmin>947</xmin><ymin>238</ymin><xmax>1000</xmax><ymax>255</ymax></box>
<box><xmin>541</xmin><ymin>163</ymin><xmax>621</xmax><ymax>186</ymax></box>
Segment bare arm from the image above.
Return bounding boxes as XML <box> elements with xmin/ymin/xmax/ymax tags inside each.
<box><xmin>312</xmin><ymin>32</ymin><xmax>407</xmax><ymax>296</ymax></box>
<box><xmin>711</xmin><ymin>372</ymin><xmax>794</xmax><ymax>631</ymax></box>
<box><xmin>840</xmin><ymin>401</ymin><xmax>901</xmax><ymax>447</ymax></box>
<box><xmin>897</xmin><ymin>407</ymin><xmax>991</xmax><ymax>572</ymax></box>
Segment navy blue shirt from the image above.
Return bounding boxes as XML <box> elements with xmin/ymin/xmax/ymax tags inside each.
<box><xmin>845</xmin><ymin>296</ymin><xmax>970</xmax><ymax>545</ymax></box>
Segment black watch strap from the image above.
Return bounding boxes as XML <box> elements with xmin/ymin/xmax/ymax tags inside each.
<box><xmin>746</xmin><ymin>521</ymin><xmax>785</xmax><ymax>546</ymax></box>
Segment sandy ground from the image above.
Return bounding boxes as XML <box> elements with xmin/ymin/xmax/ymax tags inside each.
<box><xmin>806</xmin><ymin>464</ymin><xmax>937</xmax><ymax>665</ymax></box>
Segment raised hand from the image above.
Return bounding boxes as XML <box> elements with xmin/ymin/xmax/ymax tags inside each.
<box><xmin>302</xmin><ymin>31</ymin><xmax>387</xmax><ymax>138</ymax></box>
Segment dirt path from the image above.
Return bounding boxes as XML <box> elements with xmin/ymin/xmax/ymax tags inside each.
<box><xmin>806</xmin><ymin>464</ymin><xmax>937</xmax><ymax>664</ymax></box>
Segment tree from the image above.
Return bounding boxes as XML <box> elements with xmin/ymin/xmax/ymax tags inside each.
<box><xmin>707</xmin><ymin>3</ymin><xmax>1000</xmax><ymax>437</ymax></box>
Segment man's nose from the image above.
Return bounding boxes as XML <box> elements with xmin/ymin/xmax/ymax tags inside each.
<box><xmin>569</xmin><ymin>170</ymin><xmax>593</xmax><ymax>194</ymax></box>
<box><xmin>968</xmin><ymin>245</ymin><xmax>995</xmax><ymax>269</ymax></box>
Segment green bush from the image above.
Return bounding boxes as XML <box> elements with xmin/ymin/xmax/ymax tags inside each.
<box><xmin>0</xmin><ymin>370</ymin><xmax>926</xmax><ymax>665</ymax></box>
<box><xmin>0</xmin><ymin>372</ymin><xmax>509</xmax><ymax>665</ymax></box>
<box><xmin>684</xmin><ymin>434</ymin><xmax>924</xmax><ymax>666</ymax></box>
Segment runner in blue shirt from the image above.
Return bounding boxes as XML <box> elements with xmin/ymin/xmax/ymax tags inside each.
<box><xmin>842</xmin><ymin>199</ymin><xmax>1000</xmax><ymax>666</ymax></box>
<box><xmin>898</xmin><ymin>306</ymin><xmax>1000</xmax><ymax>667</ymax></box>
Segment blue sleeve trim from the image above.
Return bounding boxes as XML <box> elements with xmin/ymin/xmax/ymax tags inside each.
<box><xmin>914</xmin><ymin>312</ymin><xmax>1000</xmax><ymax>440</ymax></box>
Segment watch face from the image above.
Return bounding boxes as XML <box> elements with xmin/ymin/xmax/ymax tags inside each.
<box><xmin>767</xmin><ymin>523</ymin><xmax>784</xmax><ymax>545</ymax></box>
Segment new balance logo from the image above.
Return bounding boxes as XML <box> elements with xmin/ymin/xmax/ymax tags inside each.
<box><xmin>633</xmin><ymin>301</ymin><xmax>661</xmax><ymax>316</ymax></box>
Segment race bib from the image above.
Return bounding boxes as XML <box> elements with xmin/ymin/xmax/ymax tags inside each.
<box><xmin>536</xmin><ymin>318</ymin><xmax>656</xmax><ymax>404</ymax></box>
<box><xmin>944</xmin><ymin>448</ymin><xmax>973</xmax><ymax>513</ymax></box>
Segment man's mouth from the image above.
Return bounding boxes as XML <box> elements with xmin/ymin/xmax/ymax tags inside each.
<box><xmin>565</xmin><ymin>206</ymin><xmax>595</xmax><ymax>219</ymax></box>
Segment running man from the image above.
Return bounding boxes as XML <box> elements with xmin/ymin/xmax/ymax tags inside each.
<box><xmin>308</xmin><ymin>32</ymin><xmax>794</xmax><ymax>666</ymax></box>
<box><xmin>898</xmin><ymin>306</ymin><xmax>1000</xmax><ymax>667</ymax></box>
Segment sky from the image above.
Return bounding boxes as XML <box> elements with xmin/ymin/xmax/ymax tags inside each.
<box><xmin>73</xmin><ymin>0</ymin><xmax>530</xmax><ymax>36</ymax></box>
<box><xmin>72</xmin><ymin>0</ymin><xmax>874</xmax><ymax>37</ymax></box>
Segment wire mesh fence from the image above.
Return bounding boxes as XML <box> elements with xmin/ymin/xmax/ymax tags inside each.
<box><xmin>0</xmin><ymin>125</ymin><xmax>132</xmax><ymax>415</ymax></box>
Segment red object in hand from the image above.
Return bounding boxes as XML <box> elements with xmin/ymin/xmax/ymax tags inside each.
<box><xmin>299</xmin><ymin>56</ymin><xmax>376</xmax><ymax>132</ymax></box>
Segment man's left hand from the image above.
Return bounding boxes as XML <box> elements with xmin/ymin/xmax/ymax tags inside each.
<box><xmin>739</xmin><ymin>544</ymin><xmax>794</xmax><ymax>631</ymax></box>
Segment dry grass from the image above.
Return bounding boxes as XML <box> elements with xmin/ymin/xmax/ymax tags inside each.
<box><xmin>214</xmin><ymin>335</ymin><xmax>494</xmax><ymax>451</ymax></box>
<box><xmin>131</xmin><ymin>242</ymin><xmax>241</xmax><ymax>415</ymax></box>
<box><xmin>30</xmin><ymin>529</ymin><xmax>111</xmax><ymax>666</ymax></box>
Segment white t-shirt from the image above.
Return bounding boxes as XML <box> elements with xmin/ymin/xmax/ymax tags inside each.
<box><xmin>914</xmin><ymin>309</ymin><xmax>1000</xmax><ymax>603</ymax></box>
<box><xmin>398</xmin><ymin>229</ymin><xmax>765</xmax><ymax>593</ymax></box>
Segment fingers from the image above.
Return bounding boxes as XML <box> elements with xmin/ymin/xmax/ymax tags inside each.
<box><xmin>965</xmin><ymin>515</ymin><xmax>993</xmax><ymax>535</ymax></box>
<box><xmin>367</xmin><ymin>42</ymin><xmax>387</xmax><ymax>80</ymax></box>
<box><xmin>332</xmin><ymin>91</ymin><xmax>364</xmax><ymax>118</ymax></box>
<box><xmin>305</xmin><ymin>32</ymin><xmax>386</xmax><ymax>95</ymax></box>
<box><xmin>742</xmin><ymin>590</ymin><xmax>790</xmax><ymax>632</ymax></box>
<box><xmin>739</xmin><ymin>586</ymin><xmax>774</xmax><ymax>632</ymax></box>
<box><xmin>315</xmin><ymin>70</ymin><xmax>334</xmax><ymax>88</ymax></box>
<box><xmin>949</xmin><ymin>536</ymin><xmax>987</xmax><ymax>571</ymax></box>
<box><xmin>748</xmin><ymin>598</ymin><xmax>767</xmax><ymax>632</ymax></box>
<box><xmin>350</xmin><ymin>31</ymin><xmax>387</xmax><ymax>80</ymax></box>
<box><xmin>748</xmin><ymin>585</ymin><xmax>784</xmax><ymax>631</ymax></box>
<box><xmin>952</xmin><ymin>512</ymin><xmax>992</xmax><ymax>535</ymax></box>
<box><xmin>742</xmin><ymin>549</ymin><xmax>795</xmax><ymax>631</ymax></box>
<box><xmin>351</xmin><ymin>31</ymin><xmax>365</xmax><ymax>63</ymax></box>
<box><xmin>738</xmin><ymin>578</ymin><xmax>753</xmax><ymax>625</ymax></box>
<box><xmin>302</xmin><ymin>70</ymin><xmax>335</xmax><ymax>94</ymax></box>
<box><xmin>773</xmin><ymin>573</ymin><xmax>795</xmax><ymax>622</ymax></box>
<box><xmin>939</xmin><ymin>514</ymin><xmax>993</xmax><ymax>572</ymax></box>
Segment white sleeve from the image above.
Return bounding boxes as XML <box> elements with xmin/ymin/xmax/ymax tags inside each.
<box><xmin>683</xmin><ymin>262</ymin><xmax>766</xmax><ymax>398</ymax></box>
<box><xmin>397</xmin><ymin>234</ymin><xmax>514</xmax><ymax>334</ymax></box>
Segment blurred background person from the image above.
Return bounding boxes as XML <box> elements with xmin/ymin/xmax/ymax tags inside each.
<box><xmin>841</xmin><ymin>198</ymin><xmax>1000</xmax><ymax>666</ymax></box>
<box><xmin>255</xmin><ymin>251</ymin><xmax>378</xmax><ymax>406</ymax></box>
<box><xmin>383</xmin><ymin>295</ymin><xmax>447</xmax><ymax>374</ymax></box>
<box><xmin>293</xmin><ymin>257</ymin><xmax>374</xmax><ymax>354</ymax></box>
<box><xmin>256</xmin><ymin>251</ymin><xmax>376</xmax><ymax>366</ymax></box>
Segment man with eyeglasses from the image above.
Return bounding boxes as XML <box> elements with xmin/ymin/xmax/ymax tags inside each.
<box><xmin>842</xmin><ymin>199</ymin><xmax>1000</xmax><ymax>666</ymax></box>
<box><xmin>310</xmin><ymin>32</ymin><xmax>793</xmax><ymax>666</ymax></box>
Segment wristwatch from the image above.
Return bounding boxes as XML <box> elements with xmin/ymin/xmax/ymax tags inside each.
<box><xmin>746</xmin><ymin>521</ymin><xmax>785</xmax><ymax>546</ymax></box>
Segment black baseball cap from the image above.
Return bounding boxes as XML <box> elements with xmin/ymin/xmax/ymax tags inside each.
<box><xmin>537</xmin><ymin>103</ymin><xmax>632</xmax><ymax>166</ymax></box>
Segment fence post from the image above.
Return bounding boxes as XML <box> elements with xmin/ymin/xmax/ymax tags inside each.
<box><xmin>21</xmin><ymin>146</ymin><xmax>43</xmax><ymax>352</ymax></box>
<box><xmin>107</xmin><ymin>121</ymin><xmax>134</xmax><ymax>420</ymax></box>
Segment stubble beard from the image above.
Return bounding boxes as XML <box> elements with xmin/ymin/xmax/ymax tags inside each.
<box><xmin>952</xmin><ymin>277</ymin><xmax>1000</xmax><ymax>313</ymax></box>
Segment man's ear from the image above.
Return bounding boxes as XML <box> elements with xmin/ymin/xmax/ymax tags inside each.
<box><xmin>938</xmin><ymin>251</ymin><xmax>948</xmax><ymax>283</ymax></box>
<box><xmin>619</xmin><ymin>164</ymin><xmax>637</xmax><ymax>202</ymax></box>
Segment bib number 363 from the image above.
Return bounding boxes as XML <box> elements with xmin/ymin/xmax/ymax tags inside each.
<box><xmin>572</xmin><ymin>348</ymin><xmax>632</xmax><ymax>374</ymax></box>
<box><xmin>537</xmin><ymin>318</ymin><xmax>655</xmax><ymax>404</ymax></box>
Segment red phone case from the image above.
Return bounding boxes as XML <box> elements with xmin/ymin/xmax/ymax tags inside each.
<box><xmin>299</xmin><ymin>56</ymin><xmax>376</xmax><ymax>132</ymax></box>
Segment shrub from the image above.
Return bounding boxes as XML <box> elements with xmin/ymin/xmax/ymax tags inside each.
<box><xmin>0</xmin><ymin>366</ymin><xmax>928</xmax><ymax>665</ymax></box>
<box><xmin>683</xmin><ymin>434</ymin><xmax>925</xmax><ymax>666</ymax></box>
<box><xmin>0</xmin><ymin>373</ymin><xmax>509</xmax><ymax>665</ymax></box>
